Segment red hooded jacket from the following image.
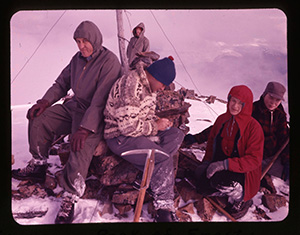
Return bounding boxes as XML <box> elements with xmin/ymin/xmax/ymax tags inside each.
<box><xmin>203</xmin><ymin>85</ymin><xmax>264</xmax><ymax>201</ymax></box>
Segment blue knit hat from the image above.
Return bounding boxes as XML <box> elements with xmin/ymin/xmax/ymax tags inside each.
<box><xmin>146</xmin><ymin>56</ymin><xmax>176</xmax><ymax>86</ymax></box>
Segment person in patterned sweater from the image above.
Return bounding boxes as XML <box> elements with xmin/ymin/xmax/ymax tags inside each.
<box><xmin>252</xmin><ymin>81</ymin><xmax>289</xmax><ymax>181</ymax></box>
<box><xmin>104</xmin><ymin>56</ymin><xmax>185</xmax><ymax>222</ymax></box>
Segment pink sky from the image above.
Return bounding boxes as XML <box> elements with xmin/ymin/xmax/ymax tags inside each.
<box><xmin>10</xmin><ymin>9</ymin><xmax>287</xmax><ymax>116</ymax></box>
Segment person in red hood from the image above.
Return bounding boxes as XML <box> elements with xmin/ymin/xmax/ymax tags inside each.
<box><xmin>195</xmin><ymin>85</ymin><xmax>264</xmax><ymax>219</ymax></box>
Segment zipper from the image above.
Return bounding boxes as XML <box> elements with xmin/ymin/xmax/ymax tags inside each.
<box><xmin>270</xmin><ymin>110</ymin><xmax>273</xmax><ymax>131</ymax></box>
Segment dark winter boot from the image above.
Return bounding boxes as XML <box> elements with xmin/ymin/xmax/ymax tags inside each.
<box><xmin>55</xmin><ymin>193</ymin><xmax>76</xmax><ymax>224</ymax></box>
<box><xmin>12</xmin><ymin>161</ymin><xmax>47</xmax><ymax>183</ymax></box>
<box><xmin>154</xmin><ymin>209</ymin><xmax>178</xmax><ymax>222</ymax></box>
<box><xmin>226</xmin><ymin>199</ymin><xmax>253</xmax><ymax>220</ymax></box>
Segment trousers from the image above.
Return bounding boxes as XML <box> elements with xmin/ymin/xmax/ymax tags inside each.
<box><xmin>106</xmin><ymin>127</ymin><xmax>184</xmax><ymax>211</ymax></box>
<box><xmin>28</xmin><ymin>103</ymin><xmax>101</xmax><ymax>197</ymax></box>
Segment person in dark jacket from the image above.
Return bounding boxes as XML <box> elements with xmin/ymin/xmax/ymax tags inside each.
<box><xmin>12</xmin><ymin>21</ymin><xmax>122</xmax><ymax>224</ymax></box>
<box><xmin>195</xmin><ymin>85</ymin><xmax>264</xmax><ymax>220</ymax></box>
<box><xmin>127</xmin><ymin>22</ymin><xmax>150</xmax><ymax>69</ymax></box>
<box><xmin>252</xmin><ymin>81</ymin><xmax>289</xmax><ymax>181</ymax></box>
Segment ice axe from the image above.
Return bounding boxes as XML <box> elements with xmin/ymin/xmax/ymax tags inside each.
<box><xmin>260</xmin><ymin>137</ymin><xmax>289</xmax><ymax>181</ymax></box>
<box><xmin>121</xmin><ymin>148</ymin><xmax>168</xmax><ymax>222</ymax></box>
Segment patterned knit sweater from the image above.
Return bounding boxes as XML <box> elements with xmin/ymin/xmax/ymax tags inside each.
<box><xmin>104</xmin><ymin>68</ymin><xmax>158</xmax><ymax>139</ymax></box>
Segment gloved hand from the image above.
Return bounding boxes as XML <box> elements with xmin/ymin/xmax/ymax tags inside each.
<box><xmin>27</xmin><ymin>99</ymin><xmax>50</xmax><ymax>120</ymax></box>
<box><xmin>206</xmin><ymin>160</ymin><xmax>228</xmax><ymax>179</ymax></box>
<box><xmin>184</xmin><ymin>134</ymin><xmax>197</xmax><ymax>146</ymax></box>
<box><xmin>71</xmin><ymin>127</ymin><xmax>91</xmax><ymax>152</ymax></box>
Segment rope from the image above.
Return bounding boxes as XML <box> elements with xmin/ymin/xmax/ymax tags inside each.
<box><xmin>149</xmin><ymin>10</ymin><xmax>219</xmax><ymax>117</ymax></box>
<box><xmin>11</xmin><ymin>10</ymin><xmax>67</xmax><ymax>84</ymax></box>
<box><xmin>124</xmin><ymin>10</ymin><xmax>132</xmax><ymax>34</ymax></box>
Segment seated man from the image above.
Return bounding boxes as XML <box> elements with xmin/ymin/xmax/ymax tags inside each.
<box><xmin>127</xmin><ymin>22</ymin><xmax>150</xmax><ymax>69</ymax></box>
<box><xmin>104</xmin><ymin>56</ymin><xmax>185</xmax><ymax>222</ymax></box>
<box><xmin>12</xmin><ymin>21</ymin><xmax>122</xmax><ymax>224</ymax></box>
<box><xmin>252</xmin><ymin>81</ymin><xmax>289</xmax><ymax>181</ymax></box>
<box><xmin>195</xmin><ymin>85</ymin><xmax>264</xmax><ymax>220</ymax></box>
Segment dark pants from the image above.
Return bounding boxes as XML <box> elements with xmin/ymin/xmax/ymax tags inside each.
<box><xmin>106</xmin><ymin>127</ymin><xmax>184</xmax><ymax>211</ymax></box>
<box><xmin>195</xmin><ymin>163</ymin><xmax>245</xmax><ymax>202</ymax></box>
<box><xmin>28</xmin><ymin>103</ymin><xmax>101</xmax><ymax>198</ymax></box>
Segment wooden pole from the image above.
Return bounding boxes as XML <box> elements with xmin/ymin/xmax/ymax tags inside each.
<box><xmin>205</xmin><ymin>196</ymin><xmax>237</xmax><ymax>222</ymax></box>
<box><xmin>133</xmin><ymin>149</ymin><xmax>155</xmax><ymax>222</ymax></box>
<box><xmin>116</xmin><ymin>10</ymin><xmax>129</xmax><ymax>74</ymax></box>
<box><xmin>260</xmin><ymin>137</ymin><xmax>289</xmax><ymax>181</ymax></box>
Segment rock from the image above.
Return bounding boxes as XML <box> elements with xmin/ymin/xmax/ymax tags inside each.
<box><xmin>44</xmin><ymin>174</ymin><xmax>57</xmax><ymax>190</ymax></box>
<box><xmin>89</xmin><ymin>154</ymin><xmax>123</xmax><ymax>178</ymax></box>
<box><xmin>81</xmin><ymin>179</ymin><xmax>102</xmax><ymax>199</ymax></box>
<box><xmin>112</xmin><ymin>189</ymin><xmax>139</xmax><ymax>205</ymax></box>
<box><xmin>175</xmin><ymin>180</ymin><xmax>199</xmax><ymax>202</ymax></box>
<box><xmin>58</xmin><ymin>142</ymin><xmax>70</xmax><ymax>165</ymax></box>
<box><xmin>34</xmin><ymin>187</ymin><xmax>48</xmax><ymax>198</ymax></box>
<box><xmin>262</xmin><ymin>194</ymin><xmax>287</xmax><ymax>212</ymax></box>
<box><xmin>261</xmin><ymin>174</ymin><xmax>277</xmax><ymax>194</ymax></box>
<box><xmin>18</xmin><ymin>185</ymin><xmax>37</xmax><ymax>198</ymax></box>
<box><xmin>99</xmin><ymin>200</ymin><xmax>114</xmax><ymax>217</ymax></box>
<box><xmin>205</xmin><ymin>95</ymin><xmax>216</xmax><ymax>104</ymax></box>
<box><xmin>114</xmin><ymin>204</ymin><xmax>132</xmax><ymax>215</ymax></box>
<box><xmin>178</xmin><ymin>202</ymin><xmax>195</xmax><ymax>214</ymax></box>
<box><xmin>147</xmin><ymin>200</ymin><xmax>156</xmax><ymax>218</ymax></box>
<box><xmin>11</xmin><ymin>190</ymin><xmax>22</xmax><ymax>200</ymax></box>
<box><xmin>253</xmin><ymin>206</ymin><xmax>271</xmax><ymax>220</ymax></box>
<box><xmin>176</xmin><ymin>210</ymin><xmax>192</xmax><ymax>222</ymax></box>
<box><xmin>99</xmin><ymin>160</ymin><xmax>139</xmax><ymax>186</ymax></box>
<box><xmin>194</xmin><ymin>196</ymin><xmax>216</xmax><ymax>222</ymax></box>
<box><xmin>155</xmin><ymin>89</ymin><xmax>191</xmax><ymax>135</ymax></box>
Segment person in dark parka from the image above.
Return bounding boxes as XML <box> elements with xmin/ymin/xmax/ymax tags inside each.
<box><xmin>252</xmin><ymin>81</ymin><xmax>289</xmax><ymax>181</ymax></box>
<box><xmin>12</xmin><ymin>21</ymin><xmax>122</xmax><ymax>224</ymax></box>
<box><xmin>127</xmin><ymin>22</ymin><xmax>150</xmax><ymax>68</ymax></box>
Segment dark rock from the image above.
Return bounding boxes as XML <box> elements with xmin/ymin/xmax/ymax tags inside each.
<box><xmin>100</xmin><ymin>160</ymin><xmax>139</xmax><ymax>186</ymax></box>
<box><xmin>262</xmin><ymin>194</ymin><xmax>287</xmax><ymax>212</ymax></box>
<box><xmin>112</xmin><ymin>189</ymin><xmax>139</xmax><ymax>205</ymax></box>
<box><xmin>98</xmin><ymin>200</ymin><xmax>113</xmax><ymax>217</ymax></box>
<box><xmin>44</xmin><ymin>174</ymin><xmax>57</xmax><ymax>190</ymax></box>
<box><xmin>57</xmin><ymin>143</ymin><xmax>70</xmax><ymax>165</ymax></box>
<box><xmin>114</xmin><ymin>204</ymin><xmax>132</xmax><ymax>215</ymax></box>
<box><xmin>81</xmin><ymin>179</ymin><xmax>103</xmax><ymax>199</ymax></box>
<box><xmin>194</xmin><ymin>196</ymin><xmax>216</xmax><ymax>222</ymax></box>
<box><xmin>176</xmin><ymin>210</ymin><xmax>192</xmax><ymax>222</ymax></box>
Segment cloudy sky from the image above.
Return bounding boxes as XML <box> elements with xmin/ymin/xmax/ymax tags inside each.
<box><xmin>10</xmin><ymin>9</ymin><xmax>288</xmax><ymax>117</ymax></box>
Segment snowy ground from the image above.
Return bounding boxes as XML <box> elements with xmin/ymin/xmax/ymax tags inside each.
<box><xmin>11</xmin><ymin>99</ymin><xmax>289</xmax><ymax>225</ymax></box>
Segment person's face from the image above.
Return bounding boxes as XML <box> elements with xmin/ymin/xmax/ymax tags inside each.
<box><xmin>228</xmin><ymin>96</ymin><xmax>244</xmax><ymax>116</ymax></box>
<box><xmin>135</xmin><ymin>27</ymin><xmax>142</xmax><ymax>37</ymax></box>
<box><xmin>146</xmin><ymin>71</ymin><xmax>166</xmax><ymax>92</ymax></box>
<box><xmin>75</xmin><ymin>38</ymin><xmax>93</xmax><ymax>58</ymax></box>
<box><xmin>263</xmin><ymin>93</ymin><xmax>282</xmax><ymax>111</ymax></box>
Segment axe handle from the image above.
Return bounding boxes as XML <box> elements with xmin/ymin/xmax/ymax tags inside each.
<box><xmin>260</xmin><ymin>137</ymin><xmax>289</xmax><ymax>181</ymax></box>
<box><xmin>133</xmin><ymin>149</ymin><xmax>155</xmax><ymax>222</ymax></box>
<box><xmin>205</xmin><ymin>196</ymin><xmax>237</xmax><ymax>222</ymax></box>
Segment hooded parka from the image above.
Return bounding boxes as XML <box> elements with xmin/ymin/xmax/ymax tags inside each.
<box><xmin>203</xmin><ymin>85</ymin><xmax>264</xmax><ymax>201</ymax></box>
<box><xmin>26</xmin><ymin>21</ymin><xmax>122</xmax><ymax>197</ymax></box>
<box><xmin>42</xmin><ymin>21</ymin><xmax>122</xmax><ymax>135</ymax></box>
<box><xmin>126</xmin><ymin>22</ymin><xmax>150</xmax><ymax>66</ymax></box>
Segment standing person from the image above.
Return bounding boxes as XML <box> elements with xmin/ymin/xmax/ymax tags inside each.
<box><xmin>104</xmin><ymin>56</ymin><xmax>184</xmax><ymax>222</ymax></box>
<box><xmin>126</xmin><ymin>22</ymin><xmax>150</xmax><ymax>69</ymax></box>
<box><xmin>195</xmin><ymin>85</ymin><xmax>264</xmax><ymax>220</ymax></box>
<box><xmin>11</xmin><ymin>21</ymin><xmax>122</xmax><ymax>224</ymax></box>
<box><xmin>252</xmin><ymin>81</ymin><xmax>289</xmax><ymax>181</ymax></box>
